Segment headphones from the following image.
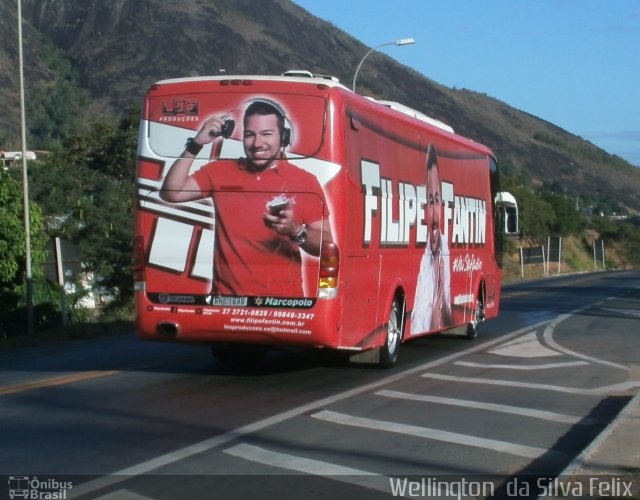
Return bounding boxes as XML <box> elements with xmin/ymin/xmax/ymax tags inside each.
<box><xmin>219</xmin><ymin>98</ymin><xmax>292</xmax><ymax>148</ymax></box>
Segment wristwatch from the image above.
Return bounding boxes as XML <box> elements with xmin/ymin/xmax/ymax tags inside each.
<box><xmin>185</xmin><ymin>137</ymin><xmax>203</xmax><ymax>155</ymax></box>
<box><xmin>292</xmin><ymin>225</ymin><xmax>308</xmax><ymax>245</ymax></box>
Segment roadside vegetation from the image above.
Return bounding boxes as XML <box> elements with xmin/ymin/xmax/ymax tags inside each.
<box><xmin>1</xmin><ymin>110</ymin><xmax>137</xmax><ymax>343</ymax></box>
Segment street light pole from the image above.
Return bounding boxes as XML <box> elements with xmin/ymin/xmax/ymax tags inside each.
<box><xmin>352</xmin><ymin>38</ymin><xmax>415</xmax><ymax>93</ymax></box>
<box><xmin>17</xmin><ymin>0</ymin><xmax>34</xmax><ymax>337</ymax></box>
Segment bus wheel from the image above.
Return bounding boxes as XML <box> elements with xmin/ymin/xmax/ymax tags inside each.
<box><xmin>379</xmin><ymin>298</ymin><xmax>403</xmax><ymax>367</ymax></box>
<box><xmin>465</xmin><ymin>293</ymin><xmax>485</xmax><ymax>340</ymax></box>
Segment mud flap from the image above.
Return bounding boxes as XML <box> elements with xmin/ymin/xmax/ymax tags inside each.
<box><xmin>349</xmin><ymin>348</ymin><xmax>380</xmax><ymax>364</ymax></box>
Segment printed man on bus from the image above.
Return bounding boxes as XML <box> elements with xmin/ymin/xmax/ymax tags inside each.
<box><xmin>411</xmin><ymin>145</ymin><xmax>452</xmax><ymax>333</ymax></box>
<box><xmin>160</xmin><ymin>99</ymin><xmax>333</xmax><ymax>298</ymax></box>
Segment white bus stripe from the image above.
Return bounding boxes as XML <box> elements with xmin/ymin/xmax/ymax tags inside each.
<box><xmin>376</xmin><ymin>390</ymin><xmax>591</xmax><ymax>425</ymax></box>
<box><xmin>138</xmin><ymin>198</ymin><xmax>215</xmax><ymax>225</ymax></box>
<box><xmin>311</xmin><ymin>410</ymin><xmax>558</xmax><ymax>459</ymax></box>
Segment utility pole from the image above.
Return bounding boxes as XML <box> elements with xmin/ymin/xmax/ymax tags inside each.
<box><xmin>17</xmin><ymin>0</ymin><xmax>34</xmax><ymax>337</ymax></box>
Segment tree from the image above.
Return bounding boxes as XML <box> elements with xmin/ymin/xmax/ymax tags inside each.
<box><xmin>510</xmin><ymin>185</ymin><xmax>556</xmax><ymax>243</ymax></box>
<box><xmin>75</xmin><ymin>111</ymin><xmax>138</xmax><ymax>303</ymax></box>
<box><xmin>30</xmin><ymin>110</ymin><xmax>139</xmax><ymax>306</ymax></box>
<box><xmin>541</xmin><ymin>192</ymin><xmax>585</xmax><ymax>236</ymax></box>
<box><xmin>0</xmin><ymin>171</ymin><xmax>25</xmax><ymax>284</ymax></box>
<box><xmin>0</xmin><ymin>168</ymin><xmax>50</xmax><ymax>336</ymax></box>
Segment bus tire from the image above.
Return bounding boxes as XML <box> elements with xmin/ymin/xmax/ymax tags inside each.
<box><xmin>379</xmin><ymin>297</ymin><xmax>403</xmax><ymax>367</ymax></box>
<box><xmin>465</xmin><ymin>292</ymin><xmax>485</xmax><ymax>340</ymax></box>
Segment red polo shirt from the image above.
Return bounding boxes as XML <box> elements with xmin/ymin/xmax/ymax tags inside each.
<box><xmin>192</xmin><ymin>157</ymin><xmax>328</xmax><ymax>297</ymax></box>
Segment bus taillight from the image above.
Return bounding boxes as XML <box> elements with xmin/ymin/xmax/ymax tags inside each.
<box><xmin>133</xmin><ymin>235</ymin><xmax>145</xmax><ymax>291</ymax></box>
<box><xmin>319</xmin><ymin>240</ymin><xmax>339</xmax><ymax>289</ymax></box>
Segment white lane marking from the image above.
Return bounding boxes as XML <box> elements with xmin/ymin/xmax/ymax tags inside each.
<box><xmin>542</xmin><ymin>316</ymin><xmax>630</xmax><ymax>371</ymax></box>
<box><xmin>311</xmin><ymin>410</ymin><xmax>560</xmax><ymax>459</ymax></box>
<box><xmin>455</xmin><ymin>360</ymin><xmax>588</xmax><ymax>370</ymax></box>
<box><xmin>488</xmin><ymin>332</ymin><xmax>561</xmax><ymax>358</ymax></box>
<box><xmin>376</xmin><ymin>390</ymin><xmax>593</xmax><ymax>425</ymax></box>
<box><xmin>225</xmin><ymin>442</ymin><xmax>376</xmax><ymax>475</ymax></box>
<box><xmin>70</xmin><ymin>320</ymin><xmax>546</xmax><ymax>498</ymax></box>
<box><xmin>421</xmin><ymin>373</ymin><xmax>640</xmax><ymax>395</ymax></box>
<box><xmin>225</xmin><ymin>443</ymin><xmax>459</xmax><ymax>498</ymax></box>
<box><xmin>599</xmin><ymin>307</ymin><xmax>640</xmax><ymax>318</ymax></box>
<box><xmin>225</xmin><ymin>443</ymin><xmax>395</xmax><ymax>495</ymax></box>
<box><xmin>71</xmin><ymin>285</ymin><xmax>635</xmax><ymax>499</ymax></box>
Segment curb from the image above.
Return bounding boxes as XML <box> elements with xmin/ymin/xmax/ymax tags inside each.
<box><xmin>559</xmin><ymin>391</ymin><xmax>640</xmax><ymax>476</ymax></box>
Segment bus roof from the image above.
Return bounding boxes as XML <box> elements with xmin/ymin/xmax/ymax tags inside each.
<box><xmin>149</xmin><ymin>71</ymin><xmax>491</xmax><ymax>157</ymax></box>
<box><xmin>152</xmin><ymin>71</ymin><xmax>349</xmax><ymax>90</ymax></box>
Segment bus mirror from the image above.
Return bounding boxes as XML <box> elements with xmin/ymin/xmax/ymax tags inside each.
<box><xmin>495</xmin><ymin>192</ymin><xmax>518</xmax><ymax>235</ymax></box>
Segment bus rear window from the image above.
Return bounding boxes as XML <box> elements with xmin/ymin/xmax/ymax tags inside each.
<box><xmin>146</xmin><ymin>92</ymin><xmax>326</xmax><ymax>159</ymax></box>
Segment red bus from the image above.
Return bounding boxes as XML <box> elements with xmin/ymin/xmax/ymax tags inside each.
<box><xmin>134</xmin><ymin>72</ymin><xmax>517</xmax><ymax>366</ymax></box>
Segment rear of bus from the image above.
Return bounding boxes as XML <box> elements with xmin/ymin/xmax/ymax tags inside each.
<box><xmin>134</xmin><ymin>75</ymin><xmax>344</xmax><ymax>351</ymax></box>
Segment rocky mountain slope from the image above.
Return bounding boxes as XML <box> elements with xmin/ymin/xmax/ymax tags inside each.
<box><xmin>2</xmin><ymin>0</ymin><xmax>639</xmax><ymax>211</ymax></box>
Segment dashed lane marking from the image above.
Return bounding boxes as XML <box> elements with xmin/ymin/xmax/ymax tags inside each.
<box><xmin>455</xmin><ymin>360</ymin><xmax>588</xmax><ymax>370</ymax></box>
<box><xmin>0</xmin><ymin>353</ymin><xmax>206</xmax><ymax>397</ymax></box>
<box><xmin>224</xmin><ymin>443</ymin><xmax>456</xmax><ymax>498</ymax></box>
<box><xmin>488</xmin><ymin>331</ymin><xmax>561</xmax><ymax>358</ymax></box>
<box><xmin>68</xmin><ymin>320</ymin><xmax>548</xmax><ymax>498</ymax></box>
<box><xmin>421</xmin><ymin>373</ymin><xmax>640</xmax><ymax>396</ymax></box>
<box><xmin>376</xmin><ymin>390</ymin><xmax>594</xmax><ymax>425</ymax></box>
<box><xmin>311</xmin><ymin>410</ymin><xmax>562</xmax><ymax>459</ymax></box>
<box><xmin>0</xmin><ymin>370</ymin><xmax>120</xmax><ymax>396</ymax></box>
<box><xmin>542</xmin><ymin>316</ymin><xmax>630</xmax><ymax>371</ymax></box>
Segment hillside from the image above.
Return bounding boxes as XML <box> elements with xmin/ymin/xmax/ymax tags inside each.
<box><xmin>2</xmin><ymin>0</ymin><xmax>640</xmax><ymax>212</ymax></box>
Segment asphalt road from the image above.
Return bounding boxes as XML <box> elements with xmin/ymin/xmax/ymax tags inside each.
<box><xmin>1</xmin><ymin>270</ymin><xmax>639</xmax><ymax>499</ymax></box>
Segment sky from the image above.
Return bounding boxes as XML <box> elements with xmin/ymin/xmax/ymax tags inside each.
<box><xmin>293</xmin><ymin>0</ymin><xmax>640</xmax><ymax>166</ymax></box>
